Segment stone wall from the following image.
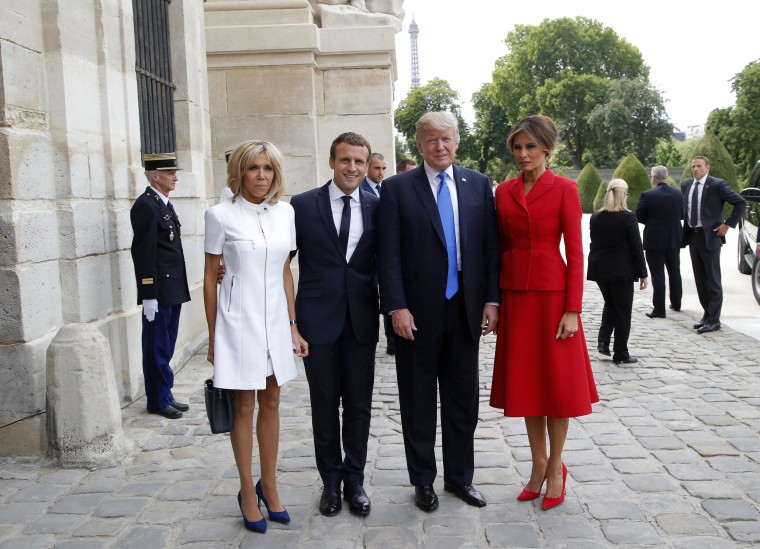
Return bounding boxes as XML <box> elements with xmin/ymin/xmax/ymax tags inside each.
<box><xmin>205</xmin><ymin>0</ymin><xmax>401</xmax><ymax>196</ymax></box>
<box><xmin>0</xmin><ymin>0</ymin><xmax>402</xmax><ymax>456</ymax></box>
<box><xmin>0</xmin><ymin>0</ymin><xmax>211</xmax><ymax>455</ymax></box>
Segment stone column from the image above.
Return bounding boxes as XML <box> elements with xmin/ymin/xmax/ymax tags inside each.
<box><xmin>205</xmin><ymin>0</ymin><xmax>402</xmax><ymax>197</ymax></box>
<box><xmin>46</xmin><ymin>324</ymin><xmax>136</xmax><ymax>468</ymax></box>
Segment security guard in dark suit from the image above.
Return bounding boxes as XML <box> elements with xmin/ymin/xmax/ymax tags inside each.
<box><xmin>130</xmin><ymin>152</ymin><xmax>191</xmax><ymax>419</ymax></box>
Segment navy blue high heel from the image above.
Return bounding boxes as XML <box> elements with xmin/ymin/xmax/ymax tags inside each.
<box><xmin>237</xmin><ymin>491</ymin><xmax>267</xmax><ymax>533</ymax></box>
<box><xmin>256</xmin><ymin>480</ymin><xmax>291</xmax><ymax>524</ymax></box>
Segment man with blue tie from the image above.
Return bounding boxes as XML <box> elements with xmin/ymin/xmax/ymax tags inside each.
<box><xmin>291</xmin><ymin>132</ymin><xmax>379</xmax><ymax>517</ymax></box>
<box><xmin>377</xmin><ymin>111</ymin><xmax>500</xmax><ymax>512</ymax></box>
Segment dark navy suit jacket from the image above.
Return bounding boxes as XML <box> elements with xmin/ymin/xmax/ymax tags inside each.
<box><xmin>635</xmin><ymin>183</ymin><xmax>684</xmax><ymax>250</ymax></box>
<box><xmin>291</xmin><ymin>182</ymin><xmax>379</xmax><ymax>345</ymax></box>
<box><xmin>360</xmin><ymin>177</ymin><xmax>381</xmax><ymax>198</ymax></box>
<box><xmin>377</xmin><ymin>164</ymin><xmax>499</xmax><ymax>342</ymax></box>
<box><xmin>681</xmin><ymin>175</ymin><xmax>746</xmax><ymax>251</ymax></box>
<box><xmin>130</xmin><ymin>186</ymin><xmax>190</xmax><ymax>306</ymax></box>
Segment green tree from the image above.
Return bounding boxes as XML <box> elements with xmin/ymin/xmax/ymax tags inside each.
<box><xmin>534</xmin><ymin>74</ymin><xmax>609</xmax><ymax>168</ymax></box>
<box><xmin>655</xmin><ymin>138</ymin><xmax>684</xmax><ymax>168</ymax></box>
<box><xmin>577</xmin><ymin>162</ymin><xmax>602</xmax><ymax>213</ymax></box>
<box><xmin>611</xmin><ymin>154</ymin><xmax>650</xmax><ymax>211</ymax></box>
<box><xmin>706</xmin><ymin>60</ymin><xmax>760</xmax><ymax>180</ymax></box>
<box><xmin>471</xmin><ymin>83</ymin><xmax>512</xmax><ymax>179</ymax></box>
<box><xmin>587</xmin><ymin>77</ymin><xmax>673</xmax><ymax>165</ymax></box>
<box><xmin>394</xmin><ymin>78</ymin><xmax>472</xmax><ymax>164</ymax></box>
<box><xmin>491</xmin><ymin>17</ymin><xmax>649</xmax><ymax>168</ymax></box>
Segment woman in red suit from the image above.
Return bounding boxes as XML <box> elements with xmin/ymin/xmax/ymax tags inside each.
<box><xmin>490</xmin><ymin>115</ymin><xmax>599</xmax><ymax>510</ymax></box>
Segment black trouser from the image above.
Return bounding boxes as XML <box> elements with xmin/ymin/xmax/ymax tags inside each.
<box><xmin>394</xmin><ymin>289</ymin><xmax>480</xmax><ymax>488</ymax></box>
<box><xmin>304</xmin><ymin>309</ymin><xmax>376</xmax><ymax>488</ymax></box>
<box><xmin>688</xmin><ymin>229</ymin><xmax>723</xmax><ymax>323</ymax></box>
<box><xmin>596</xmin><ymin>280</ymin><xmax>634</xmax><ymax>360</ymax></box>
<box><xmin>645</xmin><ymin>248</ymin><xmax>682</xmax><ymax>314</ymax></box>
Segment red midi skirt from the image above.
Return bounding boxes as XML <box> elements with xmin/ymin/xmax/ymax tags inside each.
<box><xmin>490</xmin><ymin>289</ymin><xmax>599</xmax><ymax>417</ymax></box>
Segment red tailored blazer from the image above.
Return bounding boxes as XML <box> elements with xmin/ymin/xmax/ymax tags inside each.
<box><xmin>495</xmin><ymin>168</ymin><xmax>584</xmax><ymax>312</ymax></box>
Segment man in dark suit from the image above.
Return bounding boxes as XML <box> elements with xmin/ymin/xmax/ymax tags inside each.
<box><xmin>377</xmin><ymin>111</ymin><xmax>500</xmax><ymax>512</ymax></box>
<box><xmin>360</xmin><ymin>152</ymin><xmax>386</xmax><ymax>198</ymax></box>
<box><xmin>682</xmin><ymin>156</ymin><xmax>746</xmax><ymax>333</ymax></box>
<box><xmin>359</xmin><ymin>153</ymin><xmax>395</xmax><ymax>355</ymax></box>
<box><xmin>130</xmin><ymin>153</ymin><xmax>191</xmax><ymax>419</ymax></box>
<box><xmin>636</xmin><ymin>165</ymin><xmax>684</xmax><ymax>318</ymax></box>
<box><xmin>291</xmin><ymin>132</ymin><xmax>379</xmax><ymax>517</ymax></box>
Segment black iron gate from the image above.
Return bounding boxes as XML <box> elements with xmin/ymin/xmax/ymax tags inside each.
<box><xmin>132</xmin><ymin>0</ymin><xmax>176</xmax><ymax>156</ymax></box>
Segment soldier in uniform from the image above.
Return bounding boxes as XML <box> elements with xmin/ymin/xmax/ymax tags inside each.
<box><xmin>130</xmin><ymin>152</ymin><xmax>191</xmax><ymax>419</ymax></box>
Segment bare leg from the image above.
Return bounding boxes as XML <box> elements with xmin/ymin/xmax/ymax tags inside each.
<box><xmin>545</xmin><ymin>417</ymin><xmax>569</xmax><ymax>498</ymax></box>
<box><xmin>257</xmin><ymin>375</ymin><xmax>284</xmax><ymax>511</ymax></box>
<box><xmin>523</xmin><ymin>416</ymin><xmax>548</xmax><ymax>493</ymax></box>
<box><xmin>230</xmin><ymin>390</ymin><xmax>263</xmax><ymax>521</ymax></box>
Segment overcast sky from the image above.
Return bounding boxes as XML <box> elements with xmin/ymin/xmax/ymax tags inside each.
<box><xmin>393</xmin><ymin>0</ymin><xmax>758</xmax><ymax>133</ymax></box>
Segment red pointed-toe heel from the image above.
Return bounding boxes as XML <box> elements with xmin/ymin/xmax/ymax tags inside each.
<box><xmin>517</xmin><ymin>475</ymin><xmax>546</xmax><ymax>501</ymax></box>
<box><xmin>541</xmin><ymin>463</ymin><xmax>567</xmax><ymax>510</ymax></box>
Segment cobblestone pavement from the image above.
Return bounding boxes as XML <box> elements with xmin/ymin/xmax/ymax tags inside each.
<box><xmin>2</xmin><ymin>280</ymin><xmax>760</xmax><ymax>549</ymax></box>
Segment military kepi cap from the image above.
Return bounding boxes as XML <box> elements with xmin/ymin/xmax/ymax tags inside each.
<box><xmin>144</xmin><ymin>152</ymin><xmax>180</xmax><ymax>171</ymax></box>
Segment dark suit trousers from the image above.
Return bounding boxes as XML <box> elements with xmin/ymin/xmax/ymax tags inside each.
<box><xmin>394</xmin><ymin>290</ymin><xmax>480</xmax><ymax>488</ymax></box>
<box><xmin>688</xmin><ymin>229</ymin><xmax>723</xmax><ymax>323</ymax></box>
<box><xmin>142</xmin><ymin>303</ymin><xmax>180</xmax><ymax>412</ymax></box>
<box><xmin>303</xmin><ymin>309</ymin><xmax>376</xmax><ymax>488</ymax></box>
<box><xmin>383</xmin><ymin>313</ymin><xmax>395</xmax><ymax>349</ymax></box>
<box><xmin>645</xmin><ymin>249</ymin><xmax>682</xmax><ymax>314</ymax></box>
<box><xmin>595</xmin><ymin>281</ymin><xmax>634</xmax><ymax>360</ymax></box>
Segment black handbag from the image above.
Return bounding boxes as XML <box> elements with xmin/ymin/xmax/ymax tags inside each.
<box><xmin>204</xmin><ymin>378</ymin><xmax>234</xmax><ymax>434</ymax></box>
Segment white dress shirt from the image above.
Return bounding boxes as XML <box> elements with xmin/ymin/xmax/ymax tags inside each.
<box><xmin>329</xmin><ymin>181</ymin><xmax>364</xmax><ymax>261</ymax></box>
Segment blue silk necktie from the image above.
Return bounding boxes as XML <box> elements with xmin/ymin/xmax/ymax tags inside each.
<box><xmin>437</xmin><ymin>172</ymin><xmax>458</xmax><ymax>299</ymax></box>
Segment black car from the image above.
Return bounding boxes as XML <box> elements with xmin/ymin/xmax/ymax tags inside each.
<box><xmin>737</xmin><ymin>187</ymin><xmax>760</xmax><ymax>304</ymax></box>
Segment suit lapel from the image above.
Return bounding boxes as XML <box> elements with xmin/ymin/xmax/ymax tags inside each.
<box><xmin>412</xmin><ymin>166</ymin><xmax>447</xmax><ymax>248</ymax></box>
<box><xmin>508</xmin><ymin>175</ymin><xmax>529</xmax><ymax>214</ymax></box>
<box><xmin>145</xmin><ymin>186</ymin><xmax>173</xmax><ymax>220</ymax></box>
<box><xmin>452</xmin><ymin>165</ymin><xmax>470</xmax><ymax>250</ymax></box>
<box><xmin>316</xmin><ymin>182</ymin><xmax>344</xmax><ymax>258</ymax></box>
<box><xmin>525</xmin><ymin>169</ymin><xmax>555</xmax><ymax>205</ymax></box>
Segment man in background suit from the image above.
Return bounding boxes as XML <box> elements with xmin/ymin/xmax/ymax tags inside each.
<box><xmin>360</xmin><ymin>152</ymin><xmax>395</xmax><ymax>355</ymax></box>
<box><xmin>291</xmin><ymin>132</ymin><xmax>379</xmax><ymax>517</ymax></box>
<box><xmin>682</xmin><ymin>156</ymin><xmax>746</xmax><ymax>333</ymax></box>
<box><xmin>636</xmin><ymin>165</ymin><xmax>684</xmax><ymax>318</ymax></box>
<box><xmin>360</xmin><ymin>152</ymin><xmax>386</xmax><ymax>197</ymax></box>
<box><xmin>377</xmin><ymin>111</ymin><xmax>500</xmax><ymax>512</ymax></box>
<box><xmin>396</xmin><ymin>158</ymin><xmax>417</xmax><ymax>173</ymax></box>
<box><xmin>130</xmin><ymin>152</ymin><xmax>191</xmax><ymax>419</ymax></box>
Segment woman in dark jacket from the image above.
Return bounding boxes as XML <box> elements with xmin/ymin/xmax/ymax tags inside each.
<box><xmin>587</xmin><ymin>178</ymin><xmax>648</xmax><ymax>364</ymax></box>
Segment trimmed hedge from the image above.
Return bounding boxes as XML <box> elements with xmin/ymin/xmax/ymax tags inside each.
<box><xmin>577</xmin><ymin>162</ymin><xmax>602</xmax><ymax>213</ymax></box>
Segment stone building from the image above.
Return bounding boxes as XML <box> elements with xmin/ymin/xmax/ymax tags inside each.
<box><xmin>0</xmin><ymin>0</ymin><xmax>403</xmax><ymax>455</ymax></box>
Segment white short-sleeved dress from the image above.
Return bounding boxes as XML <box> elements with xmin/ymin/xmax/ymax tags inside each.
<box><xmin>204</xmin><ymin>197</ymin><xmax>298</xmax><ymax>390</ymax></box>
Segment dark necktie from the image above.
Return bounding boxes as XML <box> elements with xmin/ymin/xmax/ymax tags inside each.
<box><xmin>437</xmin><ymin>173</ymin><xmax>459</xmax><ymax>299</ymax></box>
<box><xmin>338</xmin><ymin>195</ymin><xmax>351</xmax><ymax>253</ymax></box>
<box><xmin>375</xmin><ymin>184</ymin><xmax>381</xmax><ymax>196</ymax></box>
<box><xmin>690</xmin><ymin>180</ymin><xmax>701</xmax><ymax>228</ymax></box>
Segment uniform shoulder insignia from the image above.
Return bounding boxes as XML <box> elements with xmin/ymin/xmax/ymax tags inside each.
<box><xmin>141</xmin><ymin>278</ymin><xmax>154</xmax><ymax>285</ymax></box>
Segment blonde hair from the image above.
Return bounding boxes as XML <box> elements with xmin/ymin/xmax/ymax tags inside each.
<box><xmin>416</xmin><ymin>111</ymin><xmax>460</xmax><ymax>144</ymax></box>
<box><xmin>600</xmin><ymin>178</ymin><xmax>629</xmax><ymax>212</ymax></box>
<box><xmin>227</xmin><ymin>140</ymin><xmax>285</xmax><ymax>203</ymax></box>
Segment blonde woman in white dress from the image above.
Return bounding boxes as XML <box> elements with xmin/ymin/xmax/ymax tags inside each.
<box><xmin>203</xmin><ymin>141</ymin><xmax>308</xmax><ymax>533</ymax></box>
